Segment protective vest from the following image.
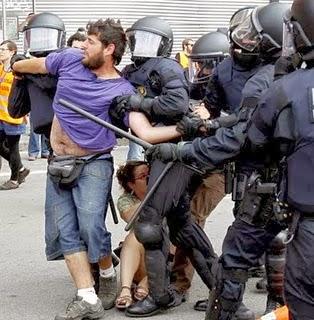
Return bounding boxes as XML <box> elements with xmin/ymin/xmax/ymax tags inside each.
<box><xmin>0</xmin><ymin>65</ymin><xmax>23</xmax><ymax>125</ymax></box>
<box><xmin>177</xmin><ymin>51</ymin><xmax>189</xmax><ymax>69</ymax></box>
<box><xmin>123</xmin><ymin>57</ymin><xmax>186</xmax><ymax>98</ymax></box>
<box><xmin>122</xmin><ymin>57</ymin><xmax>189</xmax><ymax>124</ymax></box>
<box><xmin>277</xmin><ymin>69</ymin><xmax>314</xmax><ymax>213</ymax></box>
<box><xmin>216</xmin><ymin>57</ymin><xmax>260</xmax><ymax>113</ymax></box>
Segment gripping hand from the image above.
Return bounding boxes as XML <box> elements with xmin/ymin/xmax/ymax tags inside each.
<box><xmin>145</xmin><ymin>143</ymin><xmax>180</xmax><ymax>163</ymax></box>
<box><xmin>176</xmin><ymin>114</ymin><xmax>205</xmax><ymax>139</ymax></box>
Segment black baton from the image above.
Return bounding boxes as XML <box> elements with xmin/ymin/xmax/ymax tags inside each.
<box><xmin>108</xmin><ymin>194</ymin><xmax>118</xmax><ymax>224</ymax></box>
<box><xmin>125</xmin><ymin>161</ymin><xmax>174</xmax><ymax>231</ymax></box>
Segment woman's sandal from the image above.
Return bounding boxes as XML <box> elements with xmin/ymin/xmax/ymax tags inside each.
<box><xmin>115</xmin><ymin>286</ymin><xmax>133</xmax><ymax>310</ymax></box>
<box><xmin>133</xmin><ymin>285</ymin><xmax>149</xmax><ymax>301</ymax></box>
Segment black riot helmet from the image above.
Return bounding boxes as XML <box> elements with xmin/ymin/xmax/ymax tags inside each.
<box><xmin>229</xmin><ymin>6</ymin><xmax>256</xmax><ymax>35</ymax></box>
<box><xmin>229</xmin><ymin>6</ymin><xmax>258</xmax><ymax>68</ymax></box>
<box><xmin>126</xmin><ymin>16</ymin><xmax>173</xmax><ymax>62</ymax></box>
<box><xmin>23</xmin><ymin>12</ymin><xmax>66</xmax><ymax>57</ymax></box>
<box><xmin>187</xmin><ymin>31</ymin><xmax>230</xmax><ymax>84</ymax></box>
<box><xmin>282</xmin><ymin>0</ymin><xmax>314</xmax><ymax>58</ymax></box>
<box><xmin>231</xmin><ymin>3</ymin><xmax>290</xmax><ymax>60</ymax></box>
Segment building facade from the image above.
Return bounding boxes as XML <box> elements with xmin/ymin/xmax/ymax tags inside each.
<box><xmin>1</xmin><ymin>0</ymin><xmax>292</xmax><ymax>65</ymax></box>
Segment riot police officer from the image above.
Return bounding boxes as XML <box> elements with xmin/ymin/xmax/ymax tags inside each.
<box><xmin>187</xmin><ymin>30</ymin><xmax>230</xmax><ymax>101</ymax></box>
<box><xmin>246</xmin><ymin>1</ymin><xmax>314</xmax><ymax>317</ymax></box>
<box><xmin>170</xmin><ymin>29</ymin><xmax>230</xmax><ymax>309</ymax></box>
<box><xmin>111</xmin><ymin>17</ymin><xmax>218</xmax><ymax>318</ymax></box>
<box><xmin>9</xmin><ymin>12</ymin><xmax>66</xmax><ymax>139</ymax></box>
<box><xmin>146</xmin><ymin>3</ymin><xmax>290</xmax><ymax>320</ymax></box>
<box><xmin>203</xmin><ymin>6</ymin><xmax>259</xmax><ymax>118</ymax></box>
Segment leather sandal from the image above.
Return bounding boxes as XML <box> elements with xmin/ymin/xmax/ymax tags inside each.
<box><xmin>115</xmin><ymin>286</ymin><xmax>133</xmax><ymax>310</ymax></box>
<box><xmin>133</xmin><ymin>285</ymin><xmax>149</xmax><ymax>301</ymax></box>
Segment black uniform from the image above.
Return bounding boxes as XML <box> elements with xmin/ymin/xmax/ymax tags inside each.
<box><xmin>121</xmin><ymin>57</ymin><xmax>218</xmax><ymax>309</ymax></box>
<box><xmin>9</xmin><ymin>73</ymin><xmax>56</xmax><ymax>138</ymax></box>
<box><xmin>203</xmin><ymin>57</ymin><xmax>260</xmax><ymax>117</ymax></box>
<box><xmin>247</xmin><ymin>67</ymin><xmax>314</xmax><ymax>320</ymax></box>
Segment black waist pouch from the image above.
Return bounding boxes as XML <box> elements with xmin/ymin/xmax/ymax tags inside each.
<box><xmin>48</xmin><ymin>155</ymin><xmax>85</xmax><ymax>190</ymax></box>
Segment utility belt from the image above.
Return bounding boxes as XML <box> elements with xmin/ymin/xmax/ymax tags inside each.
<box><xmin>48</xmin><ymin>153</ymin><xmax>111</xmax><ymax>190</ymax></box>
<box><xmin>230</xmin><ymin>170</ymin><xmax>278</xmax><ymax>227</ymax></box>
<box><xmin>224</xmin><ymin>163</ymin><xmax>277</xmax><ymax>201</ymax></box>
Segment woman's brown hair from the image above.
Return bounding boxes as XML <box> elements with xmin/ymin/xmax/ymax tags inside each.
<box><xmin>116</xmin><ymin>160</ymin><xmax>148</xmax><ymax>193</ymax></box>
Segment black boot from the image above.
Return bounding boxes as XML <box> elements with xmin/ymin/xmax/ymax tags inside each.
<box><xmin>264</xmin><ymin>294</ymin><xmax>284</xmax><ymax>315</ymax></box>
<box><xmin>248</xmin><ymin>265</ymin><xmax>265</xmax><ymax>278</ymax></box>
<box><xmin>125</xmin><ymin>295</ymin><xmax>162</xmax><ymax>318</ymax></box>
<box><xmin>232</xmin><ymin>303</ymin><xmax>255</xmax><ymax>320</ymax></box>
<box><xmin>194</xmin><ymin>298</ymin><xmax>208</xmax><ymax>311</ymax></box>
<box><xmin>255</xmin><ymin>275</ymin><xmax>267</xmax><ymax>292</ymax></box>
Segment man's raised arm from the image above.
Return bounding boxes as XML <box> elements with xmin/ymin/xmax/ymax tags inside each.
<box><xmin>12</xmin><ymin>57</ymin><xmax>47</xmax><ymax>74</ymax></box>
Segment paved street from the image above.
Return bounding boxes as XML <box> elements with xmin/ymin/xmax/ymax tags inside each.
<box><xmin>0</xmin><ymin>144</ymin><xmax>266</xmax><ymax>320</ymax></box>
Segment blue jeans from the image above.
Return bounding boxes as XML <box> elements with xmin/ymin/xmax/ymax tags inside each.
<box><xmin>28</xmin><ymin>115</ymin><xmax>49</xmax><ymax>157</ymax></box>
<box><xmin>45</xmin><ymin>158</ymin><xmax>113</xmax><ymax>263</ymax></box>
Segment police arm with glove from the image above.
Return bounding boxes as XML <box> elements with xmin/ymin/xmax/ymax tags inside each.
<box><xmin>176</xmin><ymin>113</ymin><xmax>239</xmax><ymax>140</ymax></box>
<box><xmin>147</xmin><ymin>119</ymin><xmax>248</xmax><ymax>171</ymax></box>
<box><xmin>112</xmin><ymin>63</ymin><xmax>189</xmax><ymax>123</ymax></box>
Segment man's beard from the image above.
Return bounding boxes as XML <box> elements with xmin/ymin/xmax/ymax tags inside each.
<box><xmin>82</xmin><ymin>50</ymin><xmax>105</xmax><ymax>70</ymax></box>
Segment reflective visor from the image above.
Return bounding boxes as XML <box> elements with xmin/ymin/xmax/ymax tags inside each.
<box><xmin>24</xmin><ymin>28</ymin><xmax>62</xmax><ymax>52</ymax></box>
<box><xmin>231</xmin><ymin>15</ymin><xmax>261</xmax><ymax>52</ymax></box>
<box><xmin>282</xmin><ymin>17</ymin><xmax>296</xmax><ymax>57</ymax></box>
<box><xmin>188</xmin><ymin>56</ymin><xmax>220</xmax><ymax>84</ymax></box>
<box><xmin>126</xmin><ymin>30</ymin><xmax>162</xmax><ymax>57</ymax></box>
<box><xmin>229</xmin><ymin>8</ymin><xmax>255</xmax><ymax>31</ymax></box>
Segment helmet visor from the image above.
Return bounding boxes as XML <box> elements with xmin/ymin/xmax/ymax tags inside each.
<box><xmin>24</xmin><ymin>27</ymin><xmax>63</xmax><ymax>53</ymax></box>
<box><xmin>231</xmin><ymin>15</ymin><xmax>261</xmax><ymax>52</ymax></box>
<box><xmin>229</xmin><ymin>8</ymin><xmax>254</xmax><ymax>32</ymax></box>
<box><xmin>282</xmin><ymin>17</ymin><xmax>296</xmax><ymax>57</ymax></box>
<box><xmin>188</xmin><ymin>56</ymin><xmax>221</xmax><ymax>84</ymax></box>
<box><xmin>126</xmin><ymin>30</ymin><xmax>163</xmax><ymax>57</ymax></box>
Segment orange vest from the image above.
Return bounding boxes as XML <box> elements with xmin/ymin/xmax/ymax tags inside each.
<box><xmin>0</xmin><ymin>64</ymin><xmax>23</xmax><ymax>124</ymax></box>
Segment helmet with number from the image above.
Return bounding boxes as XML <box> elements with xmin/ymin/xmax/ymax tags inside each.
<box><xmin>231</xmin><ymin>2</ymin><xmax>290</xmax><ymax>60</ymax></box>
<box><xmin>126</xmin><ymin>16</ymin><xmax>173</xmax><ymax>62</ymax></box>
<box><xmin>23</xmin><ymin>12</ymin><xmax>66</xmax><ymax>57</ymax></box>
<box><xmin>282</xmin><ymin>0</ymin><xmax>314</xmax><ymax>58</ymax></box>
<box><xmin>187</xmin><ymin>31</ymin><xmax>230</xmax><ymax>84</ymax></box>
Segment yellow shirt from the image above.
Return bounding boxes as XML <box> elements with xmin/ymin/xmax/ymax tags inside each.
<box><xmin>0</xmin><ymin>64</ymin><xmax>23</xmax><ymax>124</ymax></box>
<box><xmin>178</xmin><ymin>51</ymin><xmax>189</xmax><ymax>69</ymax></box>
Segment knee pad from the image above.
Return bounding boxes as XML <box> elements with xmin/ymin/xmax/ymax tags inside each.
<box><xmin>134</xmin><ymin>222</ymin><xmax>163</xmax><ymax>248</ymax></box>
<box><xmin>206</xmin><ymin>265</ymin><xmax>248</xmax><ymax>320</ymax></box>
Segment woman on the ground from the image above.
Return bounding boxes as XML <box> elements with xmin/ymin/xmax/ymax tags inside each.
<box><xmin>115</xmin><ymin>160</ymin><xmax>150</xmax><ymax>309</ymax></box>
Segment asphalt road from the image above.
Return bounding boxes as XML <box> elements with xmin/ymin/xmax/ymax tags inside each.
<box><xmin>0</xmin><ymin>145</ymin><xmax>267</xmax><ymax>320</ymax></box>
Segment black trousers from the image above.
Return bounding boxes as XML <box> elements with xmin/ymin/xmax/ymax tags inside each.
<box><xmin>0</xmin><ymin>131</ymin><xmax>22</xmax><ymax>181</ymax></box>
<box><xmin>134</xmin><ymin>160</ymin><xmax>217</xmax><ymax>306</ymax></box>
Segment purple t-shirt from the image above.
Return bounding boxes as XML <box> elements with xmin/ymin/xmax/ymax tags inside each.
<box><xmin>45</xmin><ymin>48</ymin><xmax>134</xmax><ymax>152</ymax></box>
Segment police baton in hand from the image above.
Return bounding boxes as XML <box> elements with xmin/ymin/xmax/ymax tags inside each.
<box><xmin>58</xmin><ymin>99</ymin><xmax>204</xmax><ymax>230</ymax></box>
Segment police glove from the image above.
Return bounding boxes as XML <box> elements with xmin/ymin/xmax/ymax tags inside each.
<box><xmin>176</xmin><ymin>114</ymin><xmax>205</xmax><ymax>139</ymax></box>
<box><xmin>145</xmin><ymin>143</ymin><xmax>184</xmax><ymax>163</ymax></box>
<box><xmin>116</xmin><ymin>94</ymin><xmax>154</xmax><ymax>118</ymax></box>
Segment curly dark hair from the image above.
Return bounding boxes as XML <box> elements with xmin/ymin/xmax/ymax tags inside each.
<box><xmin>116</xmin><ymin>160</ymin><xmax>148</xmax><ymax>193</ymax></box>
<box><xmin>67</xmin><ymin>32</ymin><xmax>87</xmax><ymax>47</ymax></box>
<box><xmin>86</xmin><ymin>18</ymin><xmax>126</xmax><ymax>65</ymax></box>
